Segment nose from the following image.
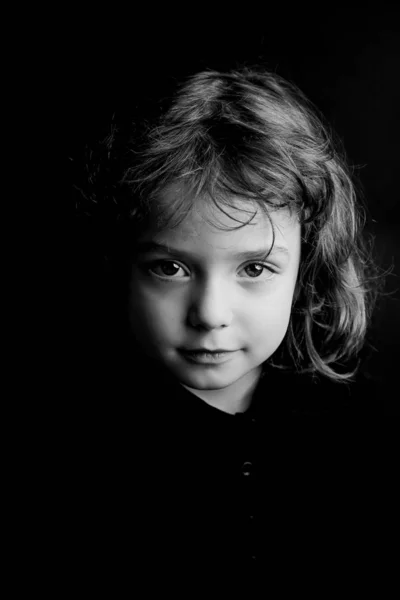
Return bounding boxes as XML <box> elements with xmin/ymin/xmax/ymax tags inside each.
<box><xmin>187</xmin><ymin>278</ymin><xmax>233</xmax><ymax>330</ymax></box>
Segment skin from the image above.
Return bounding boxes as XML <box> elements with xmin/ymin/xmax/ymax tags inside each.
<box><xmin>129</xmin><ymin>187</ymin><xmax>301</xmax><ymax>414</ymax></box>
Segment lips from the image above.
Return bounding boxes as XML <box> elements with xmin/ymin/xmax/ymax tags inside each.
<box><xmin>179</xmin><ymin>349</ymin><xmax>238</xmax><ymax>365</ymax></box>
<box><xmin>182</xmin><ymin>348</ymin><xmax>235</xmax><ymax>353</ymax></box>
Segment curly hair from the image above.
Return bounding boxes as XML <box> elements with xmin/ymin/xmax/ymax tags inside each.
<box><xmin>74</xmin><ymin>65</ymin><xmax>382</xmax><ymax>383</ymax></box>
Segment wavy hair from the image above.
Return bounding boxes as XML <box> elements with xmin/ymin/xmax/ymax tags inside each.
<box><xmin>74</xmin><ymin>66</ymin><xmax>382</xmax><ymax>382</ymax></box>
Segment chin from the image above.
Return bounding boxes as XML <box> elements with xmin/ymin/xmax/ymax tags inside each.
<box><xmin>176</xmin><ymin>366</ymin><xmax>245</xmax><ymax>390</ymax></box>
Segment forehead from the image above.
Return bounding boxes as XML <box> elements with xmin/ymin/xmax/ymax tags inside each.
<box><xmin>141</xmin><ymin>184</ymin><xmax>300</xmax><ymax>253</ymax></box>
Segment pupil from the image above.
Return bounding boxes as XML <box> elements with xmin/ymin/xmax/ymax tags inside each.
<box><xmin>161</xmin><ymin>262</ymin><xmax>179</xmax><ymax>275</ymax></box>
<box><xmin>246</xmin><ymin>264</ymin><xmax>262</xmax><ymax>277</ymax></box>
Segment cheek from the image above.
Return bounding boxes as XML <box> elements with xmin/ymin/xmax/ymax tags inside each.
<box><xmin>246</xmin><ymin>289</ymin><xmax>294</xmax><ymax>338</ymax></box>
<box><xmin>128</xmin><ymin>285</ymin><xmax>182</xmax><ymax>338</ymax></box>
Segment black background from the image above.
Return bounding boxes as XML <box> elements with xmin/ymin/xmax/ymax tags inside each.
<box><xmin>69</xmin><ymin>9</ymin><xmax>400</xmax><ymax>414</ymax></box>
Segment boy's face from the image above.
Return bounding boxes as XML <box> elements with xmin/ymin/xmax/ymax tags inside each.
<box><xmin>129</xmin><ymin>187</ymin><xmax>301</xmax><ymax>403</ymax></box>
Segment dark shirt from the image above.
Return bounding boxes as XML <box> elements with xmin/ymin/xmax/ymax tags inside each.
<box><xmin>68</xmin><ymin>354</ymin><xmax>381</xmax><ymax>589</ymax></box>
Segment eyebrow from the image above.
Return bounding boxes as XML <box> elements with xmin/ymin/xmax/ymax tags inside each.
<box><xmin>135</xmin><ymin>241</ymin><xmax>290</xmax><ymax>260</ymax></box>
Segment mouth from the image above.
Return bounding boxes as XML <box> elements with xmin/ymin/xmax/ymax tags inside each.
<box><xmin>179</xmin><ymin>349</ymin><xmax>238</xmax><ymax>364</ymax></box>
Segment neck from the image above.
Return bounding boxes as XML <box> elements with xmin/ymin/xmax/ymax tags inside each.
<box><xmin>180</xmin><ymin>366</ymin><xmax>262</xmax><ymax>415</ymax></box>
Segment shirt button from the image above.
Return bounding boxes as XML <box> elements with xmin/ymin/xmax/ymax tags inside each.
<box><xmin>241</xmin><ymin>461</ymin><xmax>253</xmax><ymax>476</ymax></box>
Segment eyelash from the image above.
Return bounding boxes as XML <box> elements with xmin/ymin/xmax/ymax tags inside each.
<box><xmin>145</xmin><ymin>260</ymin><xmax>276</xmax><ymax>281</ymax></box>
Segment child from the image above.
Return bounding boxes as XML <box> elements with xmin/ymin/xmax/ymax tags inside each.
<box><xmin>75</xmin><ymin>65</ymin><xmax>381</xmax><ymax>406</ymax></box>
<box><xmin>72</xmin><ymin>65</ymin><xmax>383</xmax><ymax>580</ymax></box>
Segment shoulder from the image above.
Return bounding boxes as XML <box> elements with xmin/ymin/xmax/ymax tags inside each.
<box><xmin>302</xmin><ymin>373</ymin><xmax>381</xmax><ymax>416</ymax></box>
<box><xmin>257</xmin><ymin>366</ymin><xmax>382</xmax><ymax>416</ymax></box>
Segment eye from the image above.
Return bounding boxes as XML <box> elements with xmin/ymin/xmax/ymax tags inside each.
<box><xmin>147</xmin><ymin>260</ymin><xmax>188</xmax><ymax>279</ymax></box>
<box><xmin>240</xmin><ymin>263</ymin><xmax>276</xmax><ymax>280</ymax></box>
<box><xmin>144</xmin><ymin>260</ymin><xmax>276</xmax><ymax>281</ymax></box>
